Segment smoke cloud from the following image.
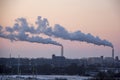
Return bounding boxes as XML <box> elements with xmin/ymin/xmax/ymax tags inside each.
<box><xmin>0</xmin><ymin>24</ymin><xmax>62</xmax><ymax>46</ymax></box>
<box><xmin>0</xmin><ymin>16</ymin><xmax>113</xmax><ymax>48</ymax></box>
<box><xmin>36</xmin><ymin>16</ymin><xmax>113</xmax><ymax>48</ymax></box>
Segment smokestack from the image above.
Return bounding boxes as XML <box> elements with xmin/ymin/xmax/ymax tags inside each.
<box><xmin>61</xmin><ymin>45</ymin><xmax>63</xmax><ymax>57</ymax></box>
<box><xmin>112</xmin><ymin>48</ymin><xmax>114</xmax><ymax>59</ymax></box>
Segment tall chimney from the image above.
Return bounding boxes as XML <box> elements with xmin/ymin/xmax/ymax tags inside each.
<box><xmin>112</xmin><ymin>48</ymin><xmax>114</xmax><ymax>59</ymax></box>
<box><xmin>61</xmin><ymin>45</ymin><xmax>63</xmax><ymax>57</ymax></box>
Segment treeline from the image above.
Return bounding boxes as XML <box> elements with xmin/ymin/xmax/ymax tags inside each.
<box><xmin>0</xmin><ymin>63</ymin><xmax>119</xmax><ymax>76</ymax></box>
<box><xmin>0</xmin><ymin>63</ymin><xmax>86</xmax><ymax>75</ymax></box>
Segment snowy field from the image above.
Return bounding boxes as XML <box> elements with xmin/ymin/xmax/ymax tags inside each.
<box><xmin>0</xmin><ymin>75</ymin><xmax>92</xmax><ymax>80</ymax></box>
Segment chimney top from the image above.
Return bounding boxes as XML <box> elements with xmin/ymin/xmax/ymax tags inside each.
<box><xmin>61</xmin><ymin>46</ymin><xmax>63</xmax><ymax>57</ymax></box>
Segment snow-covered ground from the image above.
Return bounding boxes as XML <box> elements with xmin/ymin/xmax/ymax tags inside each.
<box><xmin>0</xmin><ymin>75</ymin><xmax>92</xmax><ymax>80</ymax></box>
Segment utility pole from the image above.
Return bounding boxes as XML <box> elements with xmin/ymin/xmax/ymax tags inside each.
<box><xmin>18</xmin><ymin>55</ymin><xmax>20</xmax><ymax>76</ymax></box>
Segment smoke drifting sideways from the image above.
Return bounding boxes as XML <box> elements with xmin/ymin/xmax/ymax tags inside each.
<box><xmin>36</xmin><ymin>16</ymin><xmax>113</xmax><ymax>48</ymax></box>
<box><xmin>0</xmin><ymin>22</ymin><xmax>62</xmax><ymax>47</ymax></box>
<box><xmin>0</xmin><ymin>16</ymin><xmax>113</xmax><ymax>48</ymax></box>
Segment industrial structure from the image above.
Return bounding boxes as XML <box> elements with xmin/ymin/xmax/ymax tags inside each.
<box><xmin>112</xmin><ymin>48</ymin><xmax>114</xmax><ymax>59</ymax></box>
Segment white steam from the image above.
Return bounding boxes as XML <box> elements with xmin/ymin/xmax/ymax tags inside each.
<box><xmin>0</xmin><ymin>16</ymin><xmax>113</xmax><ymax>48</ymax></box>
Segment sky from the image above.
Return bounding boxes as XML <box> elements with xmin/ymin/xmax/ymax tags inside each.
<box><xmin>0</xmin><ymin>0</ymin><xmax>120</xmax><ymax>58</ymax></box>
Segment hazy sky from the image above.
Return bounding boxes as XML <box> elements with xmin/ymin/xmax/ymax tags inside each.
<box><xmin>0</xmin><ymin>0</ymin><xmax>120</xmax><ymax>58</ymax></box>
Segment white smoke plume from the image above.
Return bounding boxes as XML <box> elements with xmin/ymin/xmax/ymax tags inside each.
<box><xmin>36</xmin><ymin>16</ymin><xmax>113</xmax><ymax>48</ymax></box>
<box><xmin>0</xmin><ymin>16</ymin><xmax>113</xmax><ymax>48</ymax></box>
<box><xmin>0</xmin><ymin>24</ymin><xmax>62</xmax><ymax>46</ymax></box>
